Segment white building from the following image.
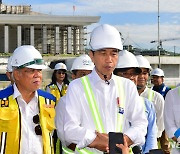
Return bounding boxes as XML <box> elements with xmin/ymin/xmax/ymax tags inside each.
<box><xmin>0</xmin><ymin>3</ymin><xmax>100</xmax><ymax>54</ymax></box>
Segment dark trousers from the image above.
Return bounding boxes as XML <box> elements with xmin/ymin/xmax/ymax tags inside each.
<box><xmin>53</xmin><ymin>130</ymin><xmax>62</xmax><ymax>154</ymax></box>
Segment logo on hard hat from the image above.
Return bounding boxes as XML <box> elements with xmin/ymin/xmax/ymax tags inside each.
<box><xmin>15</xmin><ymin>59</ymin><xmax>18</xmax><ymax>65</ymax></box>
<box><xmin>82</xmin><ymin>60</ymin><xmax>90</xmax><ymax>66</ymax></box>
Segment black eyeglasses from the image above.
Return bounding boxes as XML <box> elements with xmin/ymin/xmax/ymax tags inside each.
<box><xmin>33</xmin><ymin>114</ymin><xmax>42</xmax><ymax>135</ymax></box>
<box><xmin>57</xmin><ymin>70</ymin><xmax>66</xmax><ymax>74</ymax></box>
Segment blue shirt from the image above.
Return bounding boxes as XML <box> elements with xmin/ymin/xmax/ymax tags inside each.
<box><xmin>152</xmin><ymin>83</ymin><xmax>171</xmax><ymax>99</ymax></box>
<box><xmin>142</xmin><ymin>97</ymin><xmax>158</xmax><ymax>153</ymax></box>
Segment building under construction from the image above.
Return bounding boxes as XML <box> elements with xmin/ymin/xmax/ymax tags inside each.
<box><xmin>0</xmin><ymin>2</ymin><xmax>100</xmax><ymax>54</ymax></box>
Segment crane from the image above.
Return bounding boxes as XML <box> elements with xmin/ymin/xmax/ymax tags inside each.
<box><xmin>150</xmin><ymin>37</ymin><xmax>180</xmax><ymax>49</ymax></box>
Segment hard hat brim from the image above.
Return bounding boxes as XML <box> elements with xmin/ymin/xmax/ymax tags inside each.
<box><xmin>26</xmin><ymin>64</ymin><xmax>48</xmax><ymax>70</ymax></box>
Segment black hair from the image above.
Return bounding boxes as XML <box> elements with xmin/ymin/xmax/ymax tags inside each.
<box><xmin>51</xmin><ymin>69</ymin><xmax>70</xmax><ymax>85</ymax></box>
<box><xmin>72</xmin><ymin>70</ymin><xmax>78</xmax><ymax>75</ymax></box>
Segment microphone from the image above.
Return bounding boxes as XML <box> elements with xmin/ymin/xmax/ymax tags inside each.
<box><xmin>132</xmin><ymin>145</ymin><xmax>143</xmax><ymax>154</ymax></box>
<box><xmin>104</xmin><ymin>75</ymin><xmax>110</xmax><ymax>85</ymax></box>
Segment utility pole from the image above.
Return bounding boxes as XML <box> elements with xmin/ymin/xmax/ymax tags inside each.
<box><xmin>158</xmin><ymin>0</ymin><xmax>161</xmax><ymax>68</ymax></box>
<box><xmin>174</xmin><ymin>46</ymin><xmax>176</xmax><ymax>56</ymax></box>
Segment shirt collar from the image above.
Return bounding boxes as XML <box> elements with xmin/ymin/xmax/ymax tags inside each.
<box><xmin>13</xmin><ymin>83</ymin><xmax>38</xmax><ymax>101</ymax></box>
<box><xmin>89</xmin><ymin>68</ymin><xmax>116</xmax><ymax>85</ymax></box>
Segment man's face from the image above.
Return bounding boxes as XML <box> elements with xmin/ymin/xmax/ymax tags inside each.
<box><xmin>137</xmin><ymin>68</ymin><xmax>149</xmax><ymax>88</ymax></box>
<box><xmin>72</xmin><ymin>70</ymin><xmax>92</xmax><ymax>80</ymax></box>
<box><xmin>13</xmin><ymin>67</ymin><xmax>42</xmax><ymax>93</ymax></box>
<box><xmin>89</xmin><ymin>48</ymin><xmax>119</xmax><ymax>79</ymax></box>
<box><xmin>151</xmin><ymin>75</ymin><xmax>163</xmax><ymax>86</ymax></box>
<box><xmin>116</xmin><ymin>68</ymin><xmax>138</xmax><ymax>85</ymax></box>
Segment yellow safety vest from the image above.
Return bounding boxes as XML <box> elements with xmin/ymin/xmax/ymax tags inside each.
<box><xmin>62</xmin><ymin>76</ymin><xmax>125</xmax><ymax>154</ymax></box>
<box><xmin>47</xmin><ymin>83</ymin><xmax>68</xmax><ymax>104</ymax></box>
<box><xmin>0</xmin><ymin>86</ymin><xmax>56</xmax><ymax>154</ymax></box>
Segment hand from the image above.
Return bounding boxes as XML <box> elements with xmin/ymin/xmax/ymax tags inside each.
<box><xmin>116</xmin><ymin>136</ymin><xmax>129</xmax><ymax>154</ymax></box>
<box><xmin>88</xmin><ymin>131</ymin><xmax>108</xmax><ymax>152</ymax></box>
<box><xmin>124</xmin><ymin>134</ymin><xmax>133</xmax><ymax>146</ymax></box>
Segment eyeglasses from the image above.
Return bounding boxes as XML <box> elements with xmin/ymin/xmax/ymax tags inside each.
<box><xmin>57</xmin><ymin>70</ymin><xmax>66</xmax><ymax>75</ymax></box>
<box><xmin>33</xmin><ymin>114</ymin><xmax>42</xmax><ymax>135</ymax></box>
<box><xmin>121</xmin><ymin>71</ymin><xmax>139</xmax><ymax>78</ymax></box>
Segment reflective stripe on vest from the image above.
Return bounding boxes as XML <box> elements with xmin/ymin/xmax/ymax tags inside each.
<box><xmin>148</xmin><ymin>89</ymin><xmax>155</xmax><ymax>102</ymax></box>
<box><xmin>178</xmin><ymin>87</ymin><xmax>180</xmax><ymax>96</ymax></box>
<box><xmin>114</xmin><ymin>76</ymin><xmax>125</xmax><ymax>132</ymax></box>
<box><xmin>81</xmin><ymin>76</ymin><xmax>105</xmax><ymax>133</ymax></box>
<box><xmin>62</xmin><ymin>146</ymin><xmax>75</xmax><ymax>154</ymax></box>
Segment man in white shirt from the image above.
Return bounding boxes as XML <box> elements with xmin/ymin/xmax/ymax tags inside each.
<box><xmin>62</xmin><ymin>24</ymin><xmax>147</xmax><ymax>153</ymax></box>
<box><xmin>136</xmin><ymin>55</ymin><xmax>169</xmax><ymax>153</ymax></box>
<box><xmin>55</xmin><ymin>54</ymin><xmax>94</xmax><ymax>153</ymax></box>
<box><xmin>0</xmin><ymin>45</ymin><xmax>56</xmax><ymax>154</ymax></box>
<box><xmin>164</xmin><ymin>87</ymin><xmax>180</xmax><ymax>154</ymax></box>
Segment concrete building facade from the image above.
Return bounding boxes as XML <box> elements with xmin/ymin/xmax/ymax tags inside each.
<box><xmin>0</xmin><ymin>3</ymin><xmax>100</xmax><ymax>54</ymax></box>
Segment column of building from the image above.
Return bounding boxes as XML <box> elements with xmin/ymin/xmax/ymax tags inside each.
<box><xmin>17</xmin><ymin>25</ymin><xmax>22</xmax><ymax>47</ymax></box>
<box><xmin>79</xmin><ymin>26</ymin><xmax>85</xmax><ymax>54</ymax></box>
<box><xmin>42</xmin><ymin>25</ymin><xmax>47</xmax><ymax>53</ymax></box>
<box><xmin>67</xmin><ymin>26</ymin><xmax>72</xmax><ymax>54</ymax></box>
<box><xmin>73</xmin><ymin>26</ymin><xmax>77</xmax><ymax>55</ymax></box>
<box><xmin>4</xmin><ymin>25</ymin><xmax>9</xmax><ymax>53</ymax></box>
<box><xmin>55</xmin><ymin>26</ymin><xmax>60</xmax><ymax>54</ymax></box>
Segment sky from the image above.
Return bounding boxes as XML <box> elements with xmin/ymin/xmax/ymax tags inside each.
<box><xmin>3</xmin><ymin>0</ymin><xmax>180</xmax><ymax>53</ymax></box>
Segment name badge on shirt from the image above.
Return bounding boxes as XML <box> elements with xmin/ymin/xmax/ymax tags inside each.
<box><xmin>117</xmin><ymin>97</ymin><xmax>124</xmax><ymax>114</ymax></box>
<box><xmin>118</xmin><ymin>107</ymin><xmax>124</xmax><ymax>114</ymax></box>
<box><xmin>1</xmin><ymin>100</ymin><xmax>9</xmax><ymax>107</ymax></box>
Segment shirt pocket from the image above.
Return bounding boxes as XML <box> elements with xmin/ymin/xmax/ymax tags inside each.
<box><xmin>0</xmin><ymin>108</ymin><xmax>19</xmax><ymax>132</ymax></box>
<box><xmin>42</xmin><ymin>107</ymin><xmax>56</xmax><ymax>131</ymax></box>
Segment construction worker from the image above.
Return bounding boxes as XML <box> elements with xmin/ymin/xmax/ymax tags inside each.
<box><xmin>6</xmin><ymin>56</ymin><xmax>14</xmax><ymax>85</ymax></box>
<box><xmin>46</xmin><ymin>62</ymin><xmax>69</xmax><ymax>104</ymax></box>
<box><xmin>114</xmin><ymin>50</ymin><xmax>157</xmax><ymax>153</ymax></box>
<box><xmin>151</xmin><ymin>68</ymin><xmax>171</xmax><ymax>99</ymax></box>
<box><xmin>46</xmin><ymin>62</ymin><xmax>69</xmax><ymax>153</ymax></box>
<box><xmin>164</xmin><ymin>87</ymin><xmax>180</xmax><ymax>154</ymax></box>
<box><xmin>150</xmin><ymin>68</ymin><xmax>171</xmax><ymax>154</ymax></box>
<box><xmin>0</xmin><ymin>45</ymin><xmax>56</xmax><ymax>154</ymax></box>
<box><xmin>136</xmin><ymin>55</ymin><xmax>170</xmax><ymax>153</ymax></box>
<box><xmin>70</xmin><ymin>54</ymin><xmax>94</xmax><ymax>79</ymax></box>
<box><xmin>62</xmin><ymin>24</ymin><xmax>147</xmax><ymax>153</ymax></box>
<box><xmin>55</xmin><ymin>54</ymin><xmax>94</xmax><ymax>154</ymax></box>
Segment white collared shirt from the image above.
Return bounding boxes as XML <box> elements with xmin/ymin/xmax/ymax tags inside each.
<box><xmin>164</xmin><ymin>87</ymin><xmax>180</xmax><ymax>138</ymax></box>
<box><xmin>63</xmin><ymin>69</ymin><xmax>147</xmax><ymax>153</ymax></box>
<box><xmin>13</xmin><ymin>84</ymin><xmax>43</xmax><ymax>154</ymax></box>
<box><xmin>140</xmin><ymin>87</ymin><xmax>165</xmax><ymax>138</ymax></box>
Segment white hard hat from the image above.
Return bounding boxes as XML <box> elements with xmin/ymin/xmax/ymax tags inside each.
<box><xmin>11</xmin><ymin>45</ymin><xmax>47</xmax><ymax>69</ymax></box>
<box><xmin>54</xmin><ymin>63</ymin><xmax>67</xmax><ymax>70</ymax></box>
<box><xmin>151</xmin><ymin>68</ymin><xmax>164</xmax><ymax>77</ymax></box>
<box><xmin>89</xmin><ymin>24</ymin><xmax>123</xmax><ymax>51</ymax></box>
<box><xmin>71</xmin><ymin>54</ymin><xmax>94</xmax><ymax>71</ymax></box>
<box><xmin>116</xmin><ymin>50</ymin><xmax>141</xmax><ymax>73</ymax></box>
<box><xmin>136</xmin><ymin>55</ymin><xmax>151</xmax><ymax>69</ymax></box>
<box><xmin>6</xmin><ymin>56</ymin><xmax>13</xmax><ymax>72</ymax></box>
<box><xmin>117</xmin><ymin>50</ymin><xmax>139</xmax><ymax>68</ymax></box>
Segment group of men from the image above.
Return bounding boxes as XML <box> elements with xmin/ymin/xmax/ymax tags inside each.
<box><xmin>0</xmin><ymin>24</ymin><xmax>179</xmax><ymax>154</ymax></box>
